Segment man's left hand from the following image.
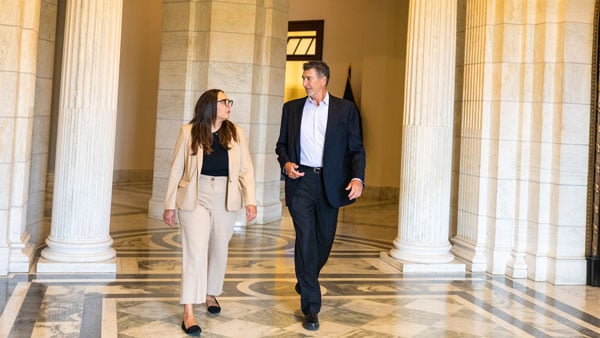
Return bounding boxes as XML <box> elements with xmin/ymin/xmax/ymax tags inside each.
<box><xmin>345</xmin><ymin>179</ymin><xmax>363</xmax><ymax>200</ymax></box>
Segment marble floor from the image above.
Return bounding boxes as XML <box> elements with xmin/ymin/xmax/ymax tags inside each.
<box><xmin>2</xmin><ymin>182</ymin><xmax>600</xmax><ymax>337</ymax></box>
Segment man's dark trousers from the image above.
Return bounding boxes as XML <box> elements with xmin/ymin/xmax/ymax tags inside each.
<box><xmin>289</xmin><ymin>170</ymin><xmax>339</xmax><ymax>315</ymax></box>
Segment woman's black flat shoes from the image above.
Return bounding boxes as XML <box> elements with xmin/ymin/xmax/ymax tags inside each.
<box><xmin>181</xmin><ymin>321</ymin><xmax>201</xmax><ymax>334</ymax></box>
<box><xmin>207</xmin><ymin>298</ymin><xmax>221</xmax><ymax>314</ymax></box>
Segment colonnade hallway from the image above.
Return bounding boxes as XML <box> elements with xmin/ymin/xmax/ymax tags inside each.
<box><xmin>0</xmin><ymin>182</ymin><xmax>597</xmax><ymax>337</ymax></box>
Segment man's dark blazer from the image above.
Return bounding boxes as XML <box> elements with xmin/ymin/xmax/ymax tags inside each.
<box><xmin>276</xmin><ymin>94</ymin><xmax>366</xmax><ymax>208</ymax></box>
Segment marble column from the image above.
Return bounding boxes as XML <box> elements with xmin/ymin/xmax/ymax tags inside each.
<box><xmin>37</xmin><ymin>0</ymin><xmax>123</xmax><ymax>273</ymax></box>
<box><xmin>0</xmin><ymin>0</ymin><xmax>41</xmax><ymax>275</ymax></box>
<box><xmin>27</xmin><ymin>0</ymin><xmax>59</xmax><ymax>263</ymax></box>
<box><xmin>148</xmin><ymin>0</ymin><xmax>287</xmax><ymax>225</ymax></box>
<box><xmin>381</xmin><ymin>0</ymin><xmax>464</xmax><ymax>272</ymax></box>
<box><xmin>450</xmin><ymin>0</ymin><xmax>590</xmax><ymax>284</ymax></box>
<box><xmin>449</xmin><ymin>0</ymin><xmax>490</xmax><ymax>273</ymax></box>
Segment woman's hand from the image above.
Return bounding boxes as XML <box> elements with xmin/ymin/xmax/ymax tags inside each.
<box><xmin>246</xmin><ymin>205</ymin><xmax>257</xmax><ymax>222</ymax></box>
<box><xmin>163</xmin><ymin>209</ymin><xmax>176</xmax><ymax>227</ymax></box>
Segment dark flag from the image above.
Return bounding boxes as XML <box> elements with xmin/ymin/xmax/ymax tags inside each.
<box><xmin>343</xmin><ymin>65</ymin><xmax>363</xmax><ymax>140</ymax></box>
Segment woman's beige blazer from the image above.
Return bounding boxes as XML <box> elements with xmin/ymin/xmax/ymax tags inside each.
<box><xmin>164</xmin><ymin>124</ymin><xmax>256</xmax><ymax>211</ymax></box>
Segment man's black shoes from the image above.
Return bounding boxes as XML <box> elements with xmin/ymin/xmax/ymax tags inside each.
<box><xmin>296</xmin><ymin>284</ymin><xmax>318</xmax><ymax>330</ymax></box>
<box><xmin>302</xmin><ymin>313</ymin><xmax>319</xmax><ymax>331</ymax></box>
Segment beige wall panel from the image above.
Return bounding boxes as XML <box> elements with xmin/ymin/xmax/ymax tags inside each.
<box><xmin>211</xmin><ymin>2</ymin><xmax>258</xmax><ymax>34</ymax></box>
<box><xmin>209</xmin><ymin>32</ymin><xmax>255</xmax><ymax>63</ymax></box>
<box><xmin>289</xmin><ymin>0</ymin><xmax>408</xmax><ymax>190</ymax></box>
<box><xmin>114</xmin><ymin>0</ymin><xmax>162</xmax><ymax>171</ymax></box>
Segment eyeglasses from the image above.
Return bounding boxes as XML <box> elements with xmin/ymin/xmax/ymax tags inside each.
<box><xmin>217</xmin><ymin>99</ymin><xmax>234</xmax><ymax>107</ymax></box>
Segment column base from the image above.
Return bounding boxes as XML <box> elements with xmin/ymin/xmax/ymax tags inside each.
<box><xmin>230</xmin><ymin>202</ymin><xmax>284</xmax><ymax>227</ymax></box>
<box><xmin>506</xmin><ymin>255</ymin><xmax>528</xmax><ymax>279</ymax></box>
<box><xmin>8</xmin><ymin>232</ymin><xmax>35</xmax><ymax>273</ymax></box>
<box><xmin>9</xmin><ymin>246</ymin><xmax>32</xmax><ymax>273</ymax></box>
<box><xmin>257</xmin><ymin>202</ymin><xmax>282</xmax><ymax>224</ymax></box>
<box><xmin>506</xmin><ymin>266</ymin><xmax>528</xmax><ymax>279</ymax></box>
<box><xmin>235</xmin><ymin>209</ymin><xmax>247</xmax><ymax>227</ymax></box>
<box><xmin>380</xmin><ymin>252</ymin><xmax>466</xmax><ymax>273</ymax></box>
<box><xmin>148</xmin><ymin>198</ymin><xmax>164</xmax><ymax>220</ymax></box>
<box><xmin>36</xmin><ymin>257</ymin><xmax>116</xmax><ymax>273</ymax></box>
<box><xmin>450</xmin><ymin>236</ymin><xmax>487</xmax><ymax>272</ymax></box>
<box><xmin>390</xmin><ymin>239</ymin><xmax>455</xmax><ymax>264</ymax></box>
<box><xmin>151</xmin><ymin>199</ymin><xmax>283</xmax><ymax>225</ymax></box>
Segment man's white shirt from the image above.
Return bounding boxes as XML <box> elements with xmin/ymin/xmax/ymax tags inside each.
<box><xmin>300</xmin><ymin>93</ymin><xmax>329</xmax><ymax>167</ymax></box>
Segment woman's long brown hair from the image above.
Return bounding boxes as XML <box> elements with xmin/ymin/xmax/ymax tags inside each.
<box><xmin>190</xmin><ymin>89</ymin><xmax>238</xmax><ymax>155</ymax></box>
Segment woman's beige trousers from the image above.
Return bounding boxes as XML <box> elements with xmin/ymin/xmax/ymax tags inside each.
<box><xmin>178</xmin><ymin>175</ymin><xmax>238</xmax><ymax>304</ymax></box>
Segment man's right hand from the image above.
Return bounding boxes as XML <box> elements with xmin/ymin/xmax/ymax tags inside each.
<box><xmin>284</xmin><ymin>162</ymin><xmax>305</xmax><ymax>180</ymax></box>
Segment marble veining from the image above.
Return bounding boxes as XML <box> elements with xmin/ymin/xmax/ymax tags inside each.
<box><xmin>0</xmin><ymin>182</ymin><xmax>599</xmax><ymax>337</ymax></box>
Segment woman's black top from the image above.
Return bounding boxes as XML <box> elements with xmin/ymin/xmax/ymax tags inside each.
<box><xmin>201</xmin><ymin>132</ymin><xmax>229</xmax><ymax>176</ymax></box>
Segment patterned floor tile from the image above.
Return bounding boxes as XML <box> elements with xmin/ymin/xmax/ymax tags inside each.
<box><xmin>1</xmin><ymin>182</ymin><xmax>600</xmax><ymax>337</ymax></box>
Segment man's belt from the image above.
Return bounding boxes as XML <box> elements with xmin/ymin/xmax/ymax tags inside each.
<box><xmin>299</xmin><ymin>165</ymin><xmax>322</xmax><ymax>174</ymax></box>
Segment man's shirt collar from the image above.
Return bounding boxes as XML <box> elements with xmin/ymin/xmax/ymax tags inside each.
<box><xmin>307</xmin><ymin>92</ymin><xmax>330</xmax><ymax>106</ymax></box>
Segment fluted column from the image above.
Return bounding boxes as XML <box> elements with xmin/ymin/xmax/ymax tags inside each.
<box><xmin>451</xmin><ymin>0</ymin><xmax>590</xmax><ymax>283</ymax></box>
<box><xmin>450</xmin><ymin>0</ymin><xmax>490</xmax><ymax>273</ymax></box>
<box><xmin>37</xmin><ymin>0</ymin><xmax>123</xmax><ymax>272</ymax></box>
<box><xmin>382</xmin><ymin>0</ymin><xmax>464</xmax><ymax>272</ymax></box>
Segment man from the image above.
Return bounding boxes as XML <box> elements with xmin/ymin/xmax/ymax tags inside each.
<box><xmin>275</xmin><ymin>61</ymin><xmax>366</xmax><ymax>331</ymax></box>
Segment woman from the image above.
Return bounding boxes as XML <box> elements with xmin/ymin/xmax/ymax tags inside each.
<box><xmin>163</xmin><ymin>89</ymin><xmax>257</xmax><ymax>334</ymax></box>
